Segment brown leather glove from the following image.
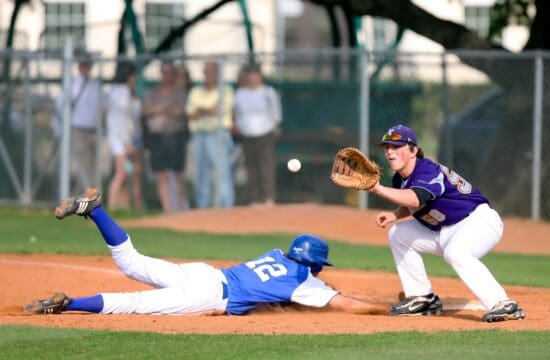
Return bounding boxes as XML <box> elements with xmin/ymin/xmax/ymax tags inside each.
<box><xmin>330</xmin><ymin>147</ymin><xmax>381</xmax><ymax>191</ymax></box>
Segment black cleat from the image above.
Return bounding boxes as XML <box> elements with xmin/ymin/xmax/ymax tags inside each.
<box><xmin>482</xmin><ymin>300</ymin><xmax>525</xmax><ymax>322</ymax></box>
<box><xmin>54</xmin><ymin>188</ymin><xmax>102</xmax><ymax>219</ymax></box>
<box><xmin>23</xmin><ymin>292</ymin><xmax>72</xmax><ymax>314</ymax></box>
<box><xmin>390</xmin><ymin>294</ymin><xmax>443</xmax><ymax>316</ymax></box>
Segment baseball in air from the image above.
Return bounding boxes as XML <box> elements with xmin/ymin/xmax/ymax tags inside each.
<box><xmin>287</xmin><ymin>158</ymin><xmax>301</xmax><ymax>173</ymax></box>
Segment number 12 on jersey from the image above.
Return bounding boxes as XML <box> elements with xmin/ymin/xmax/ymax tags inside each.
<box><xmin>246</xmin><ymin>256</ymin><xmax>288</xmax><ymax>282</ymax></box>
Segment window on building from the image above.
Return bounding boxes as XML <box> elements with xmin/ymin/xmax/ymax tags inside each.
<box><xmin>43</xmin><ymin>2</ymin><xmax>86</xmax><ymax>50</ymax></box>
<box><xmin>372</xmin><ymin>18</ymin><xmax>396</xmax><ymax>53</ymax></box>
<box><xmin>465</xmin><ymin>6</ymin><xmax>491</xmax><ymax>38</ymax></box>
<box><xmin>145</xmin><ymin>2</ymin><xmax>186</xmax><ymax>52</ymax></box>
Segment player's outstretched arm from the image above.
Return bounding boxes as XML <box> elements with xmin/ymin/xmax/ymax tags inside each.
<box><xmin>326</xmin><ymin>294</ymin><xmax>387</xmax><ymax>315</ymax></box>
<box><xmin>371</xmin><ymin>183</ymin><xmax>420</xmax><ymax>208</ymax></box>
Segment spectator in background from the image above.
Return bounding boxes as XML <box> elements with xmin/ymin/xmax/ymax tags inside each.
<box><xmin>236</xmin><ymin>64</ymin><xmax>248</xmax><ymax>88</ymax></box>
<box><xmin>233</xmin><ymin>63</ymin><xmax>282</xmax><ymax>206</ymax></box>
<box><xmin>174</xmin><ymin>62</ymin><xmax>193</xmax><ymax>209</ymax></box>
<box><xmin>176</xmin><ymin>62</ymin><xmax>193</xmax><ymax>93</ymax></box>
<box><xmin>228</xmin><ymin>64</ymin><xmax>249</xmax><ymax>189</ymax></box>
<box><xmin>143</xmin><ymin>61</ymin><xmax>188</xmax><ymax>213</ymax></box>
<box><xmin>106</xmin><ymin>62</ymin><xmax>143</xmax><ymax>210</ymax></box>
<box><xmin>186</xmin><ymin>61</ymin><xmax>235</xmax><ymax>208</ymax></box>
<box><xmin>52</xmin><ymin>50</ymin><xmax>103</xmax><ymax>192</ymax></box>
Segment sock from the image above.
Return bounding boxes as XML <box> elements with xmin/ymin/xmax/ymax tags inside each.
<box><xmin>65</xmin><ymin>294</ymin><xmax>104</xmax><ymax>313</ymax></box>
<box><xmin>89</xmin><ymin>207</ymin><xmax>128</xmax><ymax>246</ymax></box>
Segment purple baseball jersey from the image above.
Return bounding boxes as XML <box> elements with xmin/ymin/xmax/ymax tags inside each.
<box><xmin>392</xmin><ymin>158</ymin><xmax>488</xmax><ymax>230</ymax></box>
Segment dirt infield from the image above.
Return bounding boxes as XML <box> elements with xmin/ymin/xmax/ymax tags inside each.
<box><xmin>121</xmin><ymin>204</ymin><xmax>550</xmax><ymax>255</ymax></box>
<box><xmin>1</xmin><ymin>204</ymin><xmax>549</xmax><ymax>334</ymax></box>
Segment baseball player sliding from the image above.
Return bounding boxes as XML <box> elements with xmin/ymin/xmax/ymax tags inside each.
<box><xmin>332</xmin><ymin>124</ymin><xmax>525</xmax><ymax>322</ymax></box>
<box><xmin>24</xmin><ymin>189</ymin><xmax>384</xmax><ymax>316</ymax></box>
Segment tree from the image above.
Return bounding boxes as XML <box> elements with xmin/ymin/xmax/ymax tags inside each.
<box><xmin>308</xmin><ymin>0</ymin><xmax>548</xmax><ymax>49</ymax></box>
<box><xmin>1</xmin><ymin>1</ymin><xmax>32</xmax><ymax>192</ymax></box>
<box><xmin>306</xmin><ymin>0</ymin><xmax>549</xmax><ymax>218</ymax></box>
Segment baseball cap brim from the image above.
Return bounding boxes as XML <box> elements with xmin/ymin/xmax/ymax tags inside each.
<box><xmin>379</xmin><ymin>139</ymin><xmax>411</xmax><ymax>147</ymax></box>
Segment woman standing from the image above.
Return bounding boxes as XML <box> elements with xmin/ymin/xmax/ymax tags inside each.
<box><xmin>233</xmin><ymin>63</ymin><xmax>282</xmax><ymax>206</ymax></box>
<box><xmin>106</xmin><ymin>63</ymin><xmax>143</xmax><ymax>210</ymax></box>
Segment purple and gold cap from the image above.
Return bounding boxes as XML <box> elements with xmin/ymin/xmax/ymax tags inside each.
<box><xmin>379</xmin><ymin>125</ymin><xmax>418</xmax><ymax>146</ymax></box>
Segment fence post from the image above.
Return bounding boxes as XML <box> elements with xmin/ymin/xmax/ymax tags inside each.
<box><xmin>531</xmin><ymin>52</ymin><xmax>543</xmax><ymax>220</ymax></box>
<box><xmin>359</xmin><ymin>49</ymin><xmax>370</xmax><ymax>210</ymax></box>
<box><xmin>441</xmin><ymin>52</ymin><xmax>453</xmax><ymax>169</ymax></box>
<box><xmin>22</xmin><ymin>55</ymin><xmax>32</xmax><ymax>204</ymax></box>
<box><xmin>59</xmin><ymin>36</ymin><xmax>73</xmax><ymax>202</ymax></box>
<box><xmin>440</xmin><ymin>52</ymin><xmax>450</xmax><ymax>121</ymax></box>
<box><xmin>94</xmin><ymin>57</ymin><xmax>103</xmax><ymax>191</ymax></box>
<box><xmin>214</xmin><ymin>58</ymin><xmax>226</xmax><ymax>207</ymax></box>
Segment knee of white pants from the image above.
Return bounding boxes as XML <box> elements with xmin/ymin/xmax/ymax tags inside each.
<box><xmin>442</xmin><ymin>248</ymin><xmax>455</xmax><ymax>265</ymax></box>
<box><xmin>442</xmin><ymin>245</ymin><xmax>467</xmax><ymax>266</ymax></box>
<box><xmin>109</xmin><ymin>238</ymin><xmax>144</xmax><ymax>278</ymax></box>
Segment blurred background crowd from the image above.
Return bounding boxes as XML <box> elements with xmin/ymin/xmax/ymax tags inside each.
<box><xmin>1</xmin><ymin>0</ymin><xmax>549</xmax><ymax>219</ymax></box>
<box><xmin>50</xmin><ymin>55</ymin><xmax>282</xmax><ymax>213</ymax></box>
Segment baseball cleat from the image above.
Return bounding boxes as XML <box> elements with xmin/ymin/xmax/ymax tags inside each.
<box><xmin>482</xmin><ymin>300</ymin><xmax>525</xmax><ymax>322</ymax></box>
<box><xmin>55</xmin><ymin>188</ymin><xmax>102</xmax><ymax>219</ymax></box>
<box><xmin>389</xmin><ymin>294</ymin><xmax>443</xmax><ymax>316</ymax></box>
<box><xmin>23</xmin><ymin>292</ymin><xmax>72</xmax><ymax>314</ymax></box>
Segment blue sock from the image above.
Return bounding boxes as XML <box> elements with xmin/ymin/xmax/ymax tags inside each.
<box><xmin>65</xmin><ymin>294</ymin><xmax>104</xmax><ymax>313</ymax></box>
<box><xmin>89</xmin><ymin>207</ymin><xmax>128</xmax><ymax>246</ymax></box>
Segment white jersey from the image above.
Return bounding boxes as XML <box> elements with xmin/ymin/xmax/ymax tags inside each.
<box><xmin>233</xmin><ymin>85</ymin><xmax>281</xmax><ymax>137</ymax></box>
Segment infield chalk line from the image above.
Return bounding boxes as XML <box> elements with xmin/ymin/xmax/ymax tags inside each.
<box><xmin>0</xmin><ymin>258</ymin><xmax>121</xmax><ymax>276</ymax></box>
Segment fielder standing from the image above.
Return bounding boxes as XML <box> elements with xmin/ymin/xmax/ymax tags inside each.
<box><xmin>369</xmin><ymin>124</ymin><xmax>524</xmax><ymax>322</ymax></box>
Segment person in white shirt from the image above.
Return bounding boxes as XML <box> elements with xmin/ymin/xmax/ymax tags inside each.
<box><xmin>52</xmin><ymin>52</ymin><xmax>104</xmax><ymax>192</ymax></box>
<box><xmin>106</xmin><ymin>62</ymin><xmax>143</xmax><ymax>210</ymax></box>
<box><xmin>233</xmin><ymin>64</ymin><xmax>282</xmax><ymax>206</ymax></box>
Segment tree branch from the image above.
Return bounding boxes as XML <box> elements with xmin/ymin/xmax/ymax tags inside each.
<box><xmin>309</xmin><ymin>0</ymin><xmax>502</xmax><ymax>50</ymax></box>
<box><xmin>154</xmin><ymin>0</ymin><xmax>234</xmax><ymax>54</ymax></box>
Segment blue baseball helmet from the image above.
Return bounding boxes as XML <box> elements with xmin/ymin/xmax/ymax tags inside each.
<box><xmin>287</xmin><ymin>234</ymin><xmax>333</xmax><ymax>273</ymax></box>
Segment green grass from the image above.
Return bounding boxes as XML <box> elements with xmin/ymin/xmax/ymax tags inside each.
<box><xmin>1</xmin><ymin>326</ymin><xmax>550</xmax><ymax>360</ymax></box>
<box><xmin>1</xmin><ymin>210</ymin><xmax>550</xmax><ymax>287</ymax></box>
<box><xmin>2</xmin><ymin>210</ymin><xmax>550</xmax><ymax>358</ymax></box>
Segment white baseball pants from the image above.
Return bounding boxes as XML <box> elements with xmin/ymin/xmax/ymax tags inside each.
<box><xmin>388</xmin><ymin>204</ymin><xmax>508</xmax><ymax>310</ymax></box>
<box><xmin>100</xmin><ymin>238</ymin><xmax>228</xmax><ymax>315</ymax></box>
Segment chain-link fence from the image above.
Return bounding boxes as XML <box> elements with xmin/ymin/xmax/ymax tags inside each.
<box><xmin>0</xmin><ymin>47</ymin><xmax>548</xmax><ymax>219</ymax></box>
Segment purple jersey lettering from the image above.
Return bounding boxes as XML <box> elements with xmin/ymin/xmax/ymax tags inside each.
<box><xmin>391</xmin><ymin>158</ymin><xmax>488</xmax><ymax>230</ymax></box>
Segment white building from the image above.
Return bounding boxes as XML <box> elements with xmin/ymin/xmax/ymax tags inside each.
<box><xmin>396</xmin><ymin>0</ymin><xmax>529</xmax><ymax>53</ymax></box>
<box><xmin>0</xmin><ymin>0</ymin><xmax>529</xmax><ymax>56</ymax></box>
<box><xmin>0</xmin><ymin>0</ymin><xmax>278</xmax><ymax>56</ymax></box>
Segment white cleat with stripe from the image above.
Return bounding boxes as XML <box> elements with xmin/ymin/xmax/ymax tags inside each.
<box><xmin>54</xmin><ymin>188</ymin><xmax>102</xmax><ymax>220</ymax></box>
